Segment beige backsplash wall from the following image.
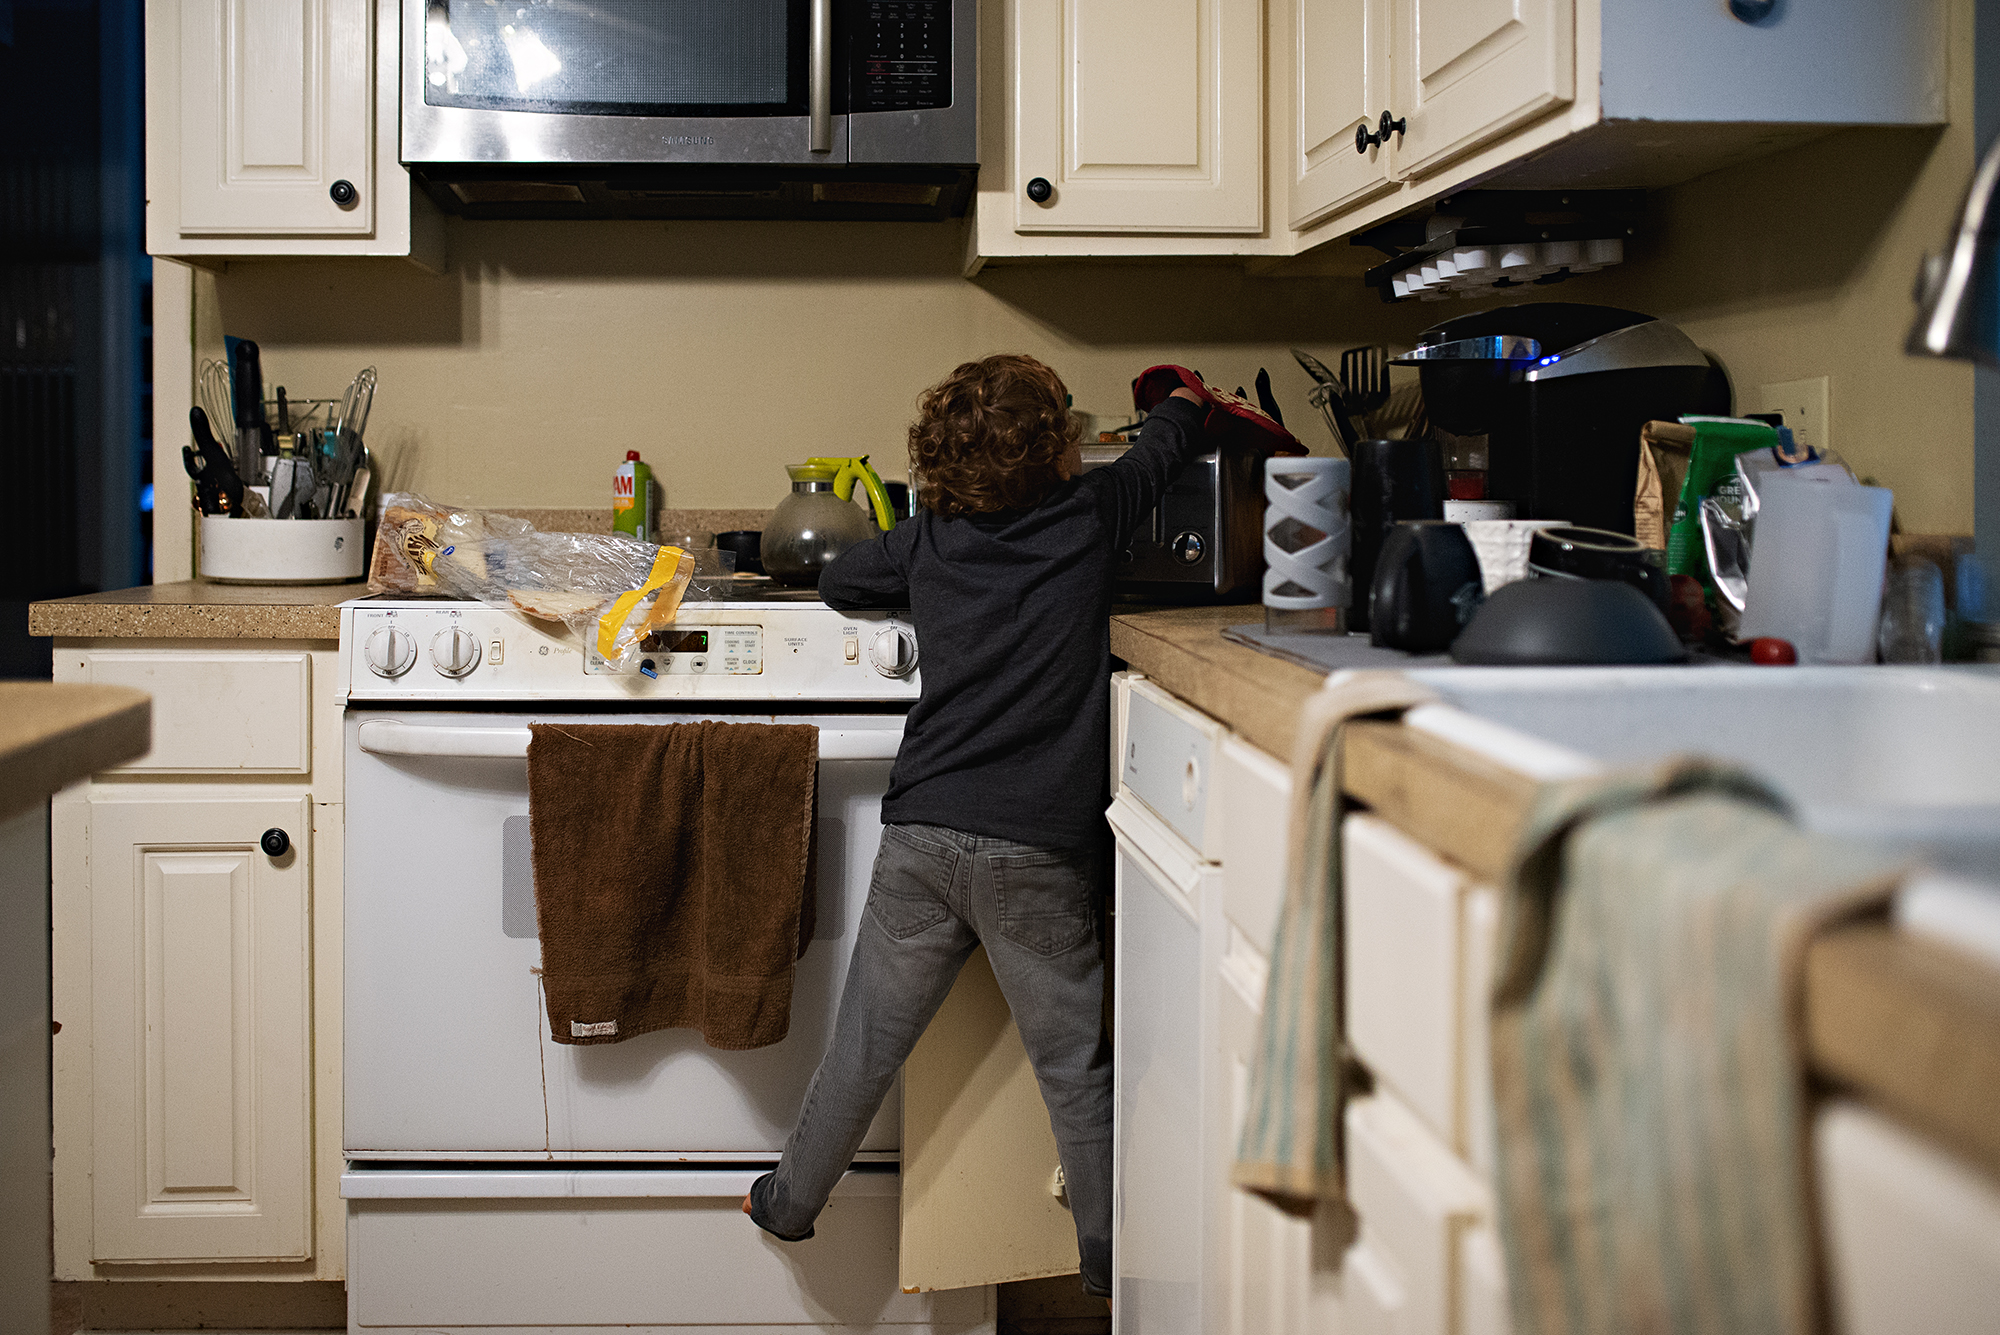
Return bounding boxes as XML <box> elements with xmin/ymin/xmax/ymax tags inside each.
<box><xmin>194</xmin><ymin>223</ymin><xmax>1435</xmax><ymax>517</ymax></box>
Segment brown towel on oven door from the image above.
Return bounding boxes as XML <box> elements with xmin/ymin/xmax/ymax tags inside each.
<box><xmin>526</xmin><ymin>721</ymin><xmax>819</xmax><ymax>1051</ymax></box>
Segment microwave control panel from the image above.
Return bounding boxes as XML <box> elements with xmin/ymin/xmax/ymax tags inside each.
<box><xmin>853</xmin><ymin>0</ymin><xmax>950</xmax><ymax>112</ymax></box>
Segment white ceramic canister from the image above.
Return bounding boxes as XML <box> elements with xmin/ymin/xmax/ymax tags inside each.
<box><xmin>199</xmin><ymin>516</ymin><xmax>366</xmax><ymax>584</ymax></box>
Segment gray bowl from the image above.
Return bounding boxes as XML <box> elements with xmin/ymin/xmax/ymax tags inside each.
<box><xmin>1450</xmin><ymin>577</ymin><xmax>1688</xmax><ymax>665</ymax></box>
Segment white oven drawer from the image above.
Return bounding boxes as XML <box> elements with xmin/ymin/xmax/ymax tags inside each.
<box><xmin>1121</xmin><ymin>678</ymin><xmax>1224</xmax><ymax>860</ymax></box>
<box><xmin>1344</xmin><ymin>813</ymin><xmax>1499</xmax><ymax>1171</ymax></box>
<box><xmin>343</xmin><ymin>1168</ymin><xmax>984</xmax><ymax>1331</ymax></box>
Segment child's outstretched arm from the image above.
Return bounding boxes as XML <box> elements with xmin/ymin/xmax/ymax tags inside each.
<box><xmin>1088</xmin><ymin>388</ymin><xmax>1208</xmax><ymax>547</ymax></box>
<box><xmin>819</xmin><ymin>523</ymin><xmax>912</xmax><ymax>610</ymax></box>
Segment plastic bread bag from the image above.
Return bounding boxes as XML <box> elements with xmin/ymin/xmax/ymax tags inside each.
<box><xmin>1698</xmin><ymin>434</ymin><xmax>1858</xmax><ymax>642</ymax></box>
<box><xmin>367</xmin><ymin>493</ymin><xmax>698</xmax><ymax>671</ymax></box>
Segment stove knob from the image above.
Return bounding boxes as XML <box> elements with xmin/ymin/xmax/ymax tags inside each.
<box><xmin>868</xmin><ymin>625</ymin><xmax>919</xmax><ymax>678</ymax></box>
<box><xmin>430</xmin><ymin>626</ymin><xmax>483</xmax><ymax>678</ymax></box>
<box><xmin>364</xmin><ymin>626</ymin><xmax>417</xmax><ymax>678</ymax></box>
<box><xmin>1171</xmin><ymin>531</ymin><xmax>1206</xmax><ymax>564</ymax></box>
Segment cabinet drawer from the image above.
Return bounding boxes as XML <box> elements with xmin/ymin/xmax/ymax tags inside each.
<box><xmin>75</xmin><ymin>651</ymin><xmax>311</xmax><ymax>774</ymax></box>
<box><xmin>1121</xmin><ymin>678</ymin><xmax>1223</xmax><ymax>860</ymax></box>
<box><xmin>1344</xmin><ymin>813</ymin><xmax>1498</xmax><ymax>1169</ymax></box>
<box><xmin>1343</xmin><ymin>1091</ymin><xmax>1489</xmax><ymax>1335</ymax></box>
<box><xmin>1218</xmin><ymin>735</ymin><xmax>1291</xmax><ymax>955</ymax></box>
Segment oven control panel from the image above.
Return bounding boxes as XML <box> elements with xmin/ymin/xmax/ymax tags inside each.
<box><xmin>340</xmin><ymin>600</ymin><xmax>920</xmax><ymax>703</ymax></box>
<box><xmin>584</xmin><ymin>625</ymin><xmax>764</xmax><ymax>678</ymax></box>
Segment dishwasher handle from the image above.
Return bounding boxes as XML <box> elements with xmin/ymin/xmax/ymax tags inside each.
<box><xmin>356</xmin><ymin>720</ymin><xmax>902</xmax><ymax>761</ymax></box>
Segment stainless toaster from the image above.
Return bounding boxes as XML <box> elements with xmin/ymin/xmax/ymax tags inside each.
<box><xmin>1080</xmin><ymin>442</ymin><xmax>1265</xmax><ymax>602</ymax></box>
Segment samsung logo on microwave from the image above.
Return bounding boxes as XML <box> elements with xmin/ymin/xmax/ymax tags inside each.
<box><xmin>662</xmin><ymin>135</ymin><xmax>716</xmax><ymax>146</ymax></box>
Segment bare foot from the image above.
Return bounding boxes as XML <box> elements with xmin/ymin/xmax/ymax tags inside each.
<box><xmin>741</xmin><ymin>1192</ymin><xmax>753</xmax><ymax>1217</ymax></box>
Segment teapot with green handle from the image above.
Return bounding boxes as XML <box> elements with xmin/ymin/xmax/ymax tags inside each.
<box><xmin>763</xmin><ymin>455</ymin><xmax>897</xmax><ymax>587</ymax></box>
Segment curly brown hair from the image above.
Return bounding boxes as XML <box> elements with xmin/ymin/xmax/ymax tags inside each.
<box><xmin>908</xmin><ymin>354</ymin><xmax>1080</xmax><ymax>517</ymax></box>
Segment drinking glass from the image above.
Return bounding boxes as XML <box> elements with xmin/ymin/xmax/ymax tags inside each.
<box><xmin>1878</xmin><ymin>558</ymin><xmax>1946</xmax><ymax>663</ymax></box>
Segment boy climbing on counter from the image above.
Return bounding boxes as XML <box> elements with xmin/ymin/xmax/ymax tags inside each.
<box><xmin>743</xmin><ymin>353</ymin><xmax>1210</xmax><ymax>1300</ymax></box>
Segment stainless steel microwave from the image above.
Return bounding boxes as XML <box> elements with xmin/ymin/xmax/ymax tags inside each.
<box><xmin>402</xmin><ymin>0</ymin><xmax>978</xmax><ymax>221</ymax></box>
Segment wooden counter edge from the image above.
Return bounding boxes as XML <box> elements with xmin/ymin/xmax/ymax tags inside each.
<box><xmin>1806</xmin><ymin>923</ymin><xmax>2000</xmax><ymax>1184</ymax></box>
<box><xmin>0</xmin><ymin>686</ymin><xmax>151</xmax><ymax>821</ymax></box>
<box><xmin>1341</xmin><ymin>720</ymin><xmax>1536</xmax><ymax>885</ymax></box>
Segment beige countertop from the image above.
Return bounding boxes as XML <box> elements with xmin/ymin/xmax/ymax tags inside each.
<box><xmin>29</xmin><ymin>581</ymin><xmax>360</xmax><ymax>641</ymax></box>
<box><xmin>0</xmin><ymin>684</ymin><xmax>149</xmax><ymax>819</ymax></box>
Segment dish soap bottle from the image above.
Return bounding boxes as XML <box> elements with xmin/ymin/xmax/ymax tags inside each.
<box><xmin>613</xmin><ymin>450</ymin><xmax>655</xmax><ymax>542</ymax></box>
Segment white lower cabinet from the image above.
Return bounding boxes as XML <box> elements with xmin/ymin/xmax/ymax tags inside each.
<box><xmin>1345</xmin><ymin>813</ymin><xmax>1500</xmax><ymax>1174</ymax></box>
<box><xmin>85</xmin><ymin>792</ymin><xmax>315</xmax><ymax>1263</ymax></box>
<box><xmin>1816</xmin><ymin>1099</ymin><xmax>2000</xmax><ymax>1335</ymax></box>
<box><xmin>52</xmin><ymin>640</ymin><xmax>347</xmax><ymax>1282</ymax></box>
<box><xmin>1344</xmin><ymin>1091</ymin><xmax>1490</xmax><ymax>1335</ymax></box>
<box><xmin>1212</xmin><ymin>931</ymin><xmax>1314</xmax><ymax>1335</ymax></box>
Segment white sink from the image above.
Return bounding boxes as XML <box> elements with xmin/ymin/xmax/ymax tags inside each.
<box><xmin>1402</xmin><ymin>665</ymin><xmax>2000</xmax><ymax>877</ymax></box>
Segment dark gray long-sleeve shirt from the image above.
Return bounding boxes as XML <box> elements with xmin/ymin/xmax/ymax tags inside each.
<box><xmin>819</xmin><ymin>395</ymin><xmax>1209</xmax><ymax>848</ymax></box>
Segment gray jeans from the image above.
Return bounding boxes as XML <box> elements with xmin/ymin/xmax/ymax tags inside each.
<box><xmin>751</xmin><ymin>821</ymin><xmax>1113</xmax><ymax>1297</ymax></box>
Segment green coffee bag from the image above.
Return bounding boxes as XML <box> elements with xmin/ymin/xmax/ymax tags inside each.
<box><xmin>1665</xmin><ymin>417</ymin><xmax>1779</xmax><ymax>581</ymax></box>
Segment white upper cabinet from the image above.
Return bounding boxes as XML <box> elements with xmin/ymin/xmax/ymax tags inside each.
<box><xmin>1286</xmin><ymin>0</ymin><xmax>1396</xmax><ymax>230</ymax></box>
<box><xmin>147</xmin><ymin>0</ymin><xmax>441</xmax><ymax>263</ymax></box>
<box><xmin>1012</xmin><ymin>0</ymin><xmax>1264</xmax><ymax>234</ymax></box>
<box><xmin>176</xmin><ymin>0</ymin><xmax>374</xmax><ymax>235</ymax></box>
<box><xmin>1387</xmin><ymin>0</ymin><xmax>1574</xmax><ymax>180</ymax></box>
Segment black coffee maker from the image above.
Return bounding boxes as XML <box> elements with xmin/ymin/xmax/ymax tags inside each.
<box><xmin>1393</xmin><ymin>303</ymin><xmax>1720</xmax><ymax>535</ymax></box>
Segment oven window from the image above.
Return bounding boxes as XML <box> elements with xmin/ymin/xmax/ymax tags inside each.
<box><xmin>425</xmin><ymin>0</ymin><xmax>809</xmax><ymax>118</ymax></box>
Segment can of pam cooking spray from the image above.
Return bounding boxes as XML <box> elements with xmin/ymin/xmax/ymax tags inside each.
<box><xmin>613</xmin><ymin>450</ymin><xmax>656</xmax><ymax>542</ymax></box>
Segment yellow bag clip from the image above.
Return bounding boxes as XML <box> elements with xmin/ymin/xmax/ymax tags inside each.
<box><xmin>597</xmin><ymin>546</ymin><xmax>689</xmax><ymax>661</ymax></box>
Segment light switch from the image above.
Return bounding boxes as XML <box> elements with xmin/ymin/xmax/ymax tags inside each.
<box><xmin>844</xmin><ymin>638</ymin><xmax>860</xmax><ymax>663</ymax></box>
<box><xmin>489</xmin><ymin>639</ymin><xmax>504</xmax><ymax>665</ymax></box>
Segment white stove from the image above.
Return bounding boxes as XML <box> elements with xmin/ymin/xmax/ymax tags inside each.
<box><xmin>335</xmin><ymin>592</ymin><xmax>988</xmax><ymax>1333</ymax></box>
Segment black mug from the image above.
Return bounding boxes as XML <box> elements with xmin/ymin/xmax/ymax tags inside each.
<box><xmin>1349</xmin><ymin>438</ymin><xmax>1446</xmax><ymax>632</ymax></box>
<box><xmin>1369</xmin><ymin>521</ymin><xmax>1485</xmax><ymax>653</ymax></box>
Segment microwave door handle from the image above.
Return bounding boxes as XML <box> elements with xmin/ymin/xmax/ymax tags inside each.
<box><xmin>355</xmin><ymin>720</ymin><xmax>900</xmax><ymax>761</ymax></box>
<box><xmin>809</xmin><ymin>0</ymin><xmax>833</xmax><ymax>153</ymax></box>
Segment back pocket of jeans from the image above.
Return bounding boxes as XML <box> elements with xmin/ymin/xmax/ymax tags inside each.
<box><xmin>991</xmin><ymin>850</ymin><xmax>1095</xmax><ymax>957</ymax></box>
<box><xmin>866</xmin><ymin>826</ymin><xmax>954</xmax><ymax>940</ymax></box>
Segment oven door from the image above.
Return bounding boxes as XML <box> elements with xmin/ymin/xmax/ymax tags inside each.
<box><xmin>343</xmin><ymin>709</ymin><xmax>904</xmax><ymax>1160</ymax></box>
<box><xmin>402</xmin><ymin>0</ymin><xmax>975</xmax><ymax>167</ymax></box>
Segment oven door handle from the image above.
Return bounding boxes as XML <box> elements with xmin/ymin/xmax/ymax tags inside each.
<box><xmin>355</xmin><ymin>720</ymin><xmax>902</xmax><ymax>761</ymax></box>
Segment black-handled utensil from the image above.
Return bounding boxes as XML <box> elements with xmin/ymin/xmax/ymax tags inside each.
<box><xmin>188</xmin><ymin>407</ymin><xmax>246</xmax><ymax>517</ymax></box>
<box><xmin>1254</xmin><ymin>367</ymin><xmax>1285</xmax><ymax>427</ymax></box>
<box><xmin>230</xmin><ymin>340</ymin><xmax>273</xmax><ymax>483</ymax></box>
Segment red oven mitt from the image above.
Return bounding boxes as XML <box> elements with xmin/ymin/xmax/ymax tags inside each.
<box><xmin>1132</xmin><ymin>364</ymin><xmax>1307</xmax><ymax>456</ymax></box>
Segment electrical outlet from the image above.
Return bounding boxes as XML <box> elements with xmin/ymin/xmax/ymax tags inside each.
<box><xmin>1750</xmin><ymin>376</ymin><xmax>1831</xmax><ymax>454</ymax></box>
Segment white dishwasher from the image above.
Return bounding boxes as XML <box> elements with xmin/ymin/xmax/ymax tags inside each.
<box><xmin>1108</xmin><ymin>678</ymin><xmax>1225</xmax><ymax>1335</ymax></box>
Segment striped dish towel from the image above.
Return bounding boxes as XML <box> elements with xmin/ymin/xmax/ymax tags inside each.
<box><xmin>1231</xmin><ymin>670</ymin><xmax>1437</xmax><ymax>1213</ymax></box>
<box><xmin>1492</xmin><ymin>759</ymin><xmax>1901</xmax><ymax>1335</ymax></box>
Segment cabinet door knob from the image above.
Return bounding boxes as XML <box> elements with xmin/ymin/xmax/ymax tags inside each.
<box><xmin>1026</xmin><ymin>176</ymin><xmax>1054</xmax><ymax>205</ymax></box>
<box><xmin>1355</xmin><ymin>123</ymin><xmax>1380</xmax><ymax>154</ymax></box>
<box><xmin>1379</xmin><ymin>110</ymin><xmax>1407</xmax><ymax>142</ymax></box>
<box><xmin>260</xmin><ymin>828</ymin><xmax>291</xmax><ymax>857</ymax></box>
<box><xmin>329</xmin><ymin>179</ymin><xmax>358</xmax><ymax>207</ymax></box>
